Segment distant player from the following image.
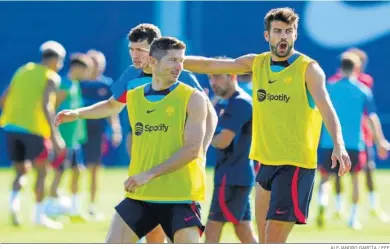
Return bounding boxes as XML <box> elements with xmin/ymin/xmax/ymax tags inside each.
<box><xmin>80</xmin><ymin>49</ymin><xmax>122</xmax><ymax>219</ymax></box>
<box><xmin>47</xmin><ymin>53</ymin><xmax>93</xmax><ymax>221</ymax></box>
<box><xmin>56</xmin><ymin>37</ymin><xmax>211</xmax><ymax>243</ymax></box>
<box><xmin>316</xmin><ymin>52</ymin><xmax>390</xmax><ymax>230</ymax></box>
<box><xmin>183</xmin><ymin>7</ymin><xmax>351</xmax><ymax>243</ymax></box>
<box><xmin>328</xmin><ymin>48</ymin><xmax>389</xmax><ymax>222</ymax></box>
<box><xmin>0</xmin><ymin>41</ymin><xmax>66</xmax><ymax>229</ymax></box>
<box><xmin>205</xmin><ymin>62</ymin><xmax>257</xmax><ymax>243</ymax></box>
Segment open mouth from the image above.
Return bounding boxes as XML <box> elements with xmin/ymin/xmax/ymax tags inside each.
<box><xmin>279</xmin><ymin>42</ymin><xmax>288</xmax><ymax>50</ymax></box>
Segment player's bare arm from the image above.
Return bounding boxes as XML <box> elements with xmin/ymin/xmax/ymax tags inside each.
<box><xmin>54</xmin><ymin>90</ymin><xmax>67</xmax><ymax>109</ymax></box>
<box><xmin>305</xmin><ymin>62</ymin><xmax>351</xmax><ymax>176</ymax></box>
<box><xmin>108</xmin><ymin>114</ymin><xmax>123</xmax><ymax>147</ymax></box>
<box><xmin>43</xmin><ymin>79</ymin><xmax>65</xmax><ymax>153</ymax></box>
<box><xmin>203</xmin><ymin>97</ymin><xmax>218</xmax><ymax>152</ymax></box>
<box><xmin>184</xmin><ymin>54</ymin><xmax>256</xmax><ymax>75</ymax></box>
<box><xmin>125</xmin><ymin>91</ymin><xmax>207</xmax><ymax>193</ymax></box>
<box><xmin>211</xmin><ymin>129</ymin><xmax>236</xmax><ymax>149</ymax></box>
<box><xmin>367</xmin><ymin>113</ymin><xmax>390</xmax><ymax>158</ymax></box>
<box><xmin>55</xmin><ymin>96</ymin><xmax>124</xmax><ymax>126</ymax></box>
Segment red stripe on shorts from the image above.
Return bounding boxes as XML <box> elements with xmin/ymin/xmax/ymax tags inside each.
<box><xmin>291</xmin><ymin>167</ymin><xmax>307</xmax><ymax>224</ymax></box>
<box><xmin>218</xmin><ymin>174</ymin><xmax>239</xmax><ymax>225</ymax></box>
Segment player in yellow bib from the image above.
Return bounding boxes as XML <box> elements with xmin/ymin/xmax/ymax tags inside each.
<box><xmin>0</xmin><ymin>41</ymin><xmax>66</xmax><ymax>229</ymax></box>
<box><xmin>183</xmin><ymin>8</ymin><xmax>352</xmax><ymax>243</ymax></box>
<box><xmin>55</xmin><ymin>37</ymin><xmax>210</xmax><ymax>243</ymax></box>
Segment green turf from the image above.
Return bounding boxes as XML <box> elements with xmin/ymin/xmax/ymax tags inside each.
<box><xmin>0</xmin><ymin>167</ymin><xmax>389</xmax><ymax>243</ymax></box>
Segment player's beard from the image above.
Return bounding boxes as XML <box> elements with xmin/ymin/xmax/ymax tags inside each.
<box><xmin>270</xmin><ymin>40</ymin><xmax>293</xmax><ymax>58</ymax></box>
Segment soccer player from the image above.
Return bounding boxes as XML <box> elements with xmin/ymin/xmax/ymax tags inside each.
<box><xmin>0</xmin><ymin>41</ymin><xmax>66</xmax><ymax>229</ymax></box>
<box><xmin>205</xmin><ymin>62</ymin><xmax>257</xmax><ymax>243</ymax></box>
<box><xmin>55</xmin><ymin>23</ymin><xmax>218</xmax><ymax>243</ymax></box>
<box><xmin>183</xmin><ymin>7</ymin><xmax>351</xmax><ymax>243</ymax></box>
<box><xmin>47</xmin><ymin>53</ymin><xmax>93</xmax><ymax>221</ymax></box>
<box><xmin>56</xmin><ymin>37</ymin><xmax>210</xmax><ymax>243</ymax></box>
<box><xmin>80</xmin><ymin>49</ymin><xmax>122</xmax><ymax>219</ymax></box>
<box><xmin>328</xmin><ymin>48</ymin><xmax>389</xmax><ymax>222</ymax></box>
<box><xmin>316</xmin><ymin>52</ymin><xmax>390</xmax><ymax>230</ymax></box>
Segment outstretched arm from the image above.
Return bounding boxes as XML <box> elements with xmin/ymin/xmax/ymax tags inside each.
<box><xmin>184</xmin><ymin>54</ymin><xmax>256</xmax><ymax>75</ymax></box>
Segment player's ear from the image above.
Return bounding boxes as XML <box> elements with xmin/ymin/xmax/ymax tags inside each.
<box><xmin>264</xmin><ymin>31</ymin><xmax>270</xmax><ymax>42</ymax></box>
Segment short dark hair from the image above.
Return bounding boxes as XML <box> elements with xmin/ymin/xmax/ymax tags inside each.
<box><xmin>128</xmin><ymin>23</ymin><xmax>161</xmax><ymax>44</ymax></box>
<box><xmin>69</xmin><ymin>53</ymin><xmax>93</xmax><ymax>68</ymax></box>
<box><xmin>149</xmin><ymin>37</ymin><xmax>186</xmax><ymax>60</ymax></box>
<box><xmin>340</xmin><ymin>59</ymin><xmax>354</xmax><ymax>74</ymax></box>
<box><xmin>264</xmin><ymin>7</ymin><xmax>299</xmax><ymax>31</ymax></box>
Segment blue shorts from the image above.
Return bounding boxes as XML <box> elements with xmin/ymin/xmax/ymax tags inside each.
<box><xmin>318</xmin><ymin>149</ymin><xmax>366</xmax><ymax>175</ymax></box>
<box><xmin>208</xmin><ymin>183</ymin><xmax>251</xmax><ymax>224</ymax></box>
<box><xmin>256</xmin><ymin>164</ymin><xmax>315</xmax><ymax>224</ymax></box>
<box><xmin>115</xmin><ymin>198</ymin><xmax>205</xmax><ymax>242</ymax></box>
<box><xmin>83</xmin><ymin>119</ymin><xmax>105</xmax><ymax>164</ymax></box>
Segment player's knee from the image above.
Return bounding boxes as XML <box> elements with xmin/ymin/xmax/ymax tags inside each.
<box><xmin>204</xmin><ymin>220</ymin><xmax>223</xmax><ymax>243</ymax></box>
<box><xmin>173</xmin><ymin>226</ymin><xmax>201</xmax><ymax>243</ymax></box>
<box><xmin>234</xmin><ymin>222</ymin><xmax>257</xmax><ymax>243</ymax></box>
<box><xmin>265</xmin><ymin>220</ymin><xmax>294</xmax><ymax>243</ymax></box>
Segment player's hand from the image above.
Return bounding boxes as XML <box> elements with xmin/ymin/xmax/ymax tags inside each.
<box><xmin>377</xmin><ymin>139</ymin><xmax>390</xmax><ymax>160</ymax></box>
<box><xmin>54</xmin><ymin>110</ymin><xmax>79</xmax><ymax>126</ymax></box>
<box><xmin>331</xmin><ymin>145</ymin><xmax>351</xmax><ymax>176</ymax></box>
<box><xmin>124</xmin><ymin>172</ymin><xmax>153</xmax><ymax>193</ymax></box>
<box><xmin>111</xmin><ymin>131</ymin><xmax>122</xmax><ymax>147</ymax></box>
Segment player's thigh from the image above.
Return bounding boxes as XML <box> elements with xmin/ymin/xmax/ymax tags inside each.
<box><xmin>174</xmin><ymin>226</ymin><xmax>201</xmax><ymax>243</ymax></box>
<box><xmin>146</xmin><ymin>225</ymin><xmax>166</xmax><ymax>243</ymax></box>
<box><xmin>158</xmin><ymin>203</ymin><xmax>204</xmax><ymax>243</ymax></box>
<box><xmin>114</xmin><ymin>198</ymin><xmax>160</xmax><ymax>240</ymax></box>
<box><xmin>105</xmin><ymin>211</ymin><xmax>139</xmax><ymax>243</ymax></box>
<box><xmin>268</xmin><ymin>166</ymin><xmax>315</xmax><ymax>225</ymax></box>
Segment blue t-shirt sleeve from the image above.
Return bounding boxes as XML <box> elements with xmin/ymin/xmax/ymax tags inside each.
<box><xmin>363</xmin><ymin>88</ymin><xmax>376</xmax><ymax>114</ymax></box>
<box><xmin>110</xmin><ymin>67</ymin><xmax>136</xmax><ymax>100</ymax></box>
<box><xmin>219</xmin><ymin>99</ymin><xmax>252</xmax><ymax>134</ymax></box>
<box><xmin>179</xmin><ymin>71</ymin><xmax>203</xmax><ymax>92</ymax></box>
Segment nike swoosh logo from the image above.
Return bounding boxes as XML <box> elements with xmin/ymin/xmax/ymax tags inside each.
<box><xmin>146</xmin><ymin>109</ymin><xmax>156</xmax><ymax>114</ymax></box>
<box><xmin>276</xmin><ymin>209</ymin><xmax>288</xmax><ymax>215</ymax></box>
<box><xmin>304</xmin><ymin>1</ymin><xmax>390</xmax><ymax>48</ymax></box>
<box><xmin>268</xmin><ymin>80</ymin><xmax>276</xmax><ymax>84</ymax></box>
<box><xmin>184</xmin><ymin>216</ymin><xmax>195</xmax><ymax>222</ymax></box>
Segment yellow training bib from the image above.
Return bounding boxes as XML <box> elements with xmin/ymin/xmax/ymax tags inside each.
<box><xmin>0</xmin><ymin>63</ymin><xmax>57</xmax><ymax>138</ymax></box>
<box><xmin>250</xmin><ymin>52</ymin><xmax>322</xmax><ymax>169</ymax></box>
<box><xmin>126</xmin><ymin>83</ymin><xmax>206</xmax><ymax>201</ymax></box>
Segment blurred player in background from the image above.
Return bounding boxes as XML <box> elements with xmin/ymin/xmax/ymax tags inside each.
<box><xmin>237</xmin><ymin>73</ymin><xmax>253</xmax><ymax>96</ymax></box>
<box><xmin>327</xmin><ymin>48</ymin><xmax>389</xmax><ymax>222</ymax></box>
<box><xmin>316</xmin><ymin>52</ymin><xmax>390</xmax><ymax>230</ymax></box>
<box><xmin>80</xmin><ymin>49</ymin><xmax>122</xmax><ymax>219</ymax></box>
<box><xmin>47</xmin><ymin>53</ymin><xmax>93</xmax><ymax>222</ymax></box>
<box><xmin>0</xmin><ymin>41</ymin><xmax>66</xmax><ymax>229</ymax></box>
<box><xmin>57</xmin><ymin>37</ymin><xmax>211</xmax><ymax>243</ymax></box>
<box><xmin>205</xmin><ymin>60</ymin><xmax>257</xmax><ymax>243</ymax></box>
<box><xmin>183</xmin><ymin>7</ymin><xmax>351</xmax><ymax>243</ymax></box>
